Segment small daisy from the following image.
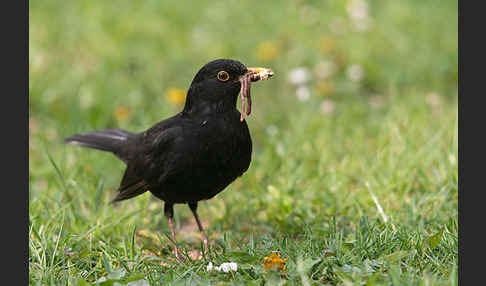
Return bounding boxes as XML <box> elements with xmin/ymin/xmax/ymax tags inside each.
<box><xmin>288</xmin><ymin>67</ymin><xmax>311</xmax><ymax>85</ymax></box>
<box><xmin>207</xmin><ymin>262</ymin><xmax>238</xmax><ymax>273</ymax></box>
<box><xmin>314</xmin><ymin>60</ymin><xmax>337</xmax><ymax>80</ymax></box>
<box><xmin>266</xmin><ymin>125</ymin><xmax>279</xmax><ymax>137</ymax></box>
<box><xmin>346</xmin><ymin>64</ymin><xmax>364</xmax><ymax>82</ymax></box>
<box><xmin>346</xmin><ymin>0</ymin><xmax>369</xmax><ymax>21</ymax></box>
<box><xmin>206</xmin><ymin>262</ymin><xmax>214</xmax><ymax>271</ymax></box>
<box><xmin>296</xmin><ymin>86</ymin><xmax>311</xmax><ymax>101</ymax></box>
<box><xmin>320</xmin><ymin>99</ymin><xmax>336</xmax><ymax>114</ymax></box>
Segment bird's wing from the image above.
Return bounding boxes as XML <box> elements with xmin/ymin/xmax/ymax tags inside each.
<box><xmin>139</xmin><ymin>123</ymin><xmax>187</xmax><ymax>184</ymax></box>
<box><xmin>109</xmin><ymin>163</ymin><xmax>149</xmax><ymax>203</ymax></box>
<box><xmin>109</xmin><ymin>114</ymin><xmax>186</xmax><ymax>203</ymax></box>
<box><xmin>113</xmin><ymin>115</ymin><xmax>189</xmax><ymax>202</ymax></box>
<box><xmin>110</xmin><ymin>181</ymin><xmax>150</xmax><ymax>203</ymax></box>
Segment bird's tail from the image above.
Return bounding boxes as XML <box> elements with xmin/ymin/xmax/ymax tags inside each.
<box><xmin>64</xmin><ymin>129</ymin><xmax>134</xmax><ymax>163</ymax></box>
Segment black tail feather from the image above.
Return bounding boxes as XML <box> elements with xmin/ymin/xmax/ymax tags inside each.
<box><xmin>64</xmin><ymin>129</ymin><xmax>134</xmax><ymax>163</ymax></box>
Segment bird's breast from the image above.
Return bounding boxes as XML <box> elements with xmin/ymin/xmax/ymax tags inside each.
<box><xmin>149</xmin><ymin>111</ymin><xmax>252</xmax><ymax>203</ymax></box>
<box><xmin>184</xmin><ymin>112</ymin><xmax>252</xmax><ymax>199</ymax></box>
<box><xmin>196</xmin><ymin>113</ymin><xmax>252</xmax><ymax>171</ymax></box>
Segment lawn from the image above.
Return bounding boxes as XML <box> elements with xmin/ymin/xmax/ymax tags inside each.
<box><xmin>29</xmin><ymin>0</ymin><xmax>458</xmax><ymax>285</ymax></box>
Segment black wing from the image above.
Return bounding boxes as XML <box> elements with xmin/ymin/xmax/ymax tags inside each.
<box><xmin>110</xmin><ymin>114</ymin><xmax>185</xmax><ymax>202</ymax></box>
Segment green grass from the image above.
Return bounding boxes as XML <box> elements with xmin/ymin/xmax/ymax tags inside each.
<box><xmin>29</xmin><ymin>0</ymin><xmax>457</xmax><ymax>285</ymax></box>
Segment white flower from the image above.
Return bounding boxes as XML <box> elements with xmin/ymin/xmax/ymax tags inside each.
<box><xmin>425</xmin><ymin>92</ymin><xmax>441</xmax><ymax>107</ymax></box>
<box><xmin>206</xmin><ymin>262</ymin><xmax>214</xmax><ymax>271</ymax></box>
<box><xmin>300</xmin><ymin>5</ymin><xmax>320</xmax><ymax>25</ymax></box>
<box><xmin>79</xmin><ymin>85</ymin><xmax>94</xmax><ymax>109</ymax></box>
<box><xmin>346</xmin><ymin>64</ymin><xmax>364</xmax><ymax>82</ymax></box>
<box><xmin>228</xmin><ymin>262</ymin><xmax>238</xmax><ymax>271</ymax></box>
<box><xmin>353</xmin><ymin>18</ymin><xmax>373</xmax><ymax>32</ymax></box>
<box><xmin>448</xmin><ymin>154</ymin><xmax>456</xmax><ymax>166</ymax></box>
<box><xmin>330</xmin><ymin>17</ymin><xmax>347</xmax><ymax>35</ymax></box>
<box><xmin>320</xmin><ymin>99</ymin><xmax>335</xmax><ymax>114</ymax></box>
<box><xmin>217</xmin><ymin>262</ymin><xmax>238</xmax><ymax>273</ymax></box>
<box><xmin>207</xmin><ymin>262</ymin><xmax>238</xmax><ymax>273</ymax></box>
<box><xmin>288</xmin><ymin>67</ymin><xmax>311</xmax><ymax>85</ymax></box>
<box><xmin>192</xmin><ymin>27</ymin><xmax>211</xmax><ymax>46</ymax></box>
<box><xmin>314</xmin><ymin>60</ymin><xmax>337</xmax><ymax>80</ymax></box>
<box><xmin>276</xmin><ymin>143</ymin><xmax>285</xmax><ymax>157</ymax></box>
<box><xmin>346</xmin><ymin>0</ymin><xmax>373</xmax><ymax>32</ymax></box>
<box><xmin>296</xmin><ymin>86</ymin><xmax>311</xmax><ymax>101</ymax></box>
<box><xmin>346</xmin><ymin>0</ymin><xmax>369</xmax><ymax>21</ymax></box>
<box><xmin>266</xmin><ymin>125</ymin><xmax>279</xmax><ymax>137</ymax></box>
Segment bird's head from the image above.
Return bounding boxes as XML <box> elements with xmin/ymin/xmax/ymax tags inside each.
<box><xmin>183</xmin><ymin>59</ymin><xmax>273</xmax><ymax>121</ymax></box>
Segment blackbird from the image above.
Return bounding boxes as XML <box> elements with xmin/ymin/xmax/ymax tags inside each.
<box><xmin>65</xmin><ymin>59</ymin><xmax>273</xmax><ymax>258</ymax></box>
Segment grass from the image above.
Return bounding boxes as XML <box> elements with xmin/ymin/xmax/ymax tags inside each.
<box><xmin>29</xmin><ymin>0</ymin><xmax>458</xmax><ymax>285</ymax></box>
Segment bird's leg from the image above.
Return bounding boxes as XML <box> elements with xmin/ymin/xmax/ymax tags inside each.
<box><xmin>164</xmin><ymin>203</ymin><xmax>180</xmax><ymax>259</ymax></box>
<box><xmin>188</xmin><ymin>202</ymin><xmax>209</xmax><ymax>254</ymax></box>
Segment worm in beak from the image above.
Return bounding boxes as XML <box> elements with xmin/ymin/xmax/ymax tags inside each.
<box><xmin>239</xmin><ymin>67</ymin><xmax>274</xmax><ymax>122</ymax></box>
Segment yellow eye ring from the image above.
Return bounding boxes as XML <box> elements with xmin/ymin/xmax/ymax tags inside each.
<box><xmin>217</xmin><ymin>71</ymin><xmax>230</xmax><ymax>82</ymax></box>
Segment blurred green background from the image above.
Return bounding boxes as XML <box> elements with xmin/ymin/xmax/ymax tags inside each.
<box><xmin>29</xmin><ymin>0</ymin><xmax>457</xmax><ymax>285</ymax></box>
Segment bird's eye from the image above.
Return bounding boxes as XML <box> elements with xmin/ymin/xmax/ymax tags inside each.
<box><xmin>217</xmin><ymin>71</ymin><xmax>230</xmax><ymax>82</ymax></box>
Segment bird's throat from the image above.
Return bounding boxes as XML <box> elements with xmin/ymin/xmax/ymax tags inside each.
<box><xmin>182</xmin><ymin>87</ymin><xmax>239</xmax><ymax>117</ymax></box>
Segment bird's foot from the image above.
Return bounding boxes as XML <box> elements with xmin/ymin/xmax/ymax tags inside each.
<box><xmin>173</xmin><ymin>251</ymin><xmax>204</xmax><ymax>262</ymax></box>
<box><xmin>202</xmin><ymin>239</ymin><xmax>210</xmax><ymax>259</ymax></box>
<box><xmin>172</xmin><ymin>245</ymin><xmax>185</xmax><ymax>261</ymax></box>
<box><xmin>187</xmin><ymin>249</ymin><xmax>205</xmax><ymax>261</ymax></box>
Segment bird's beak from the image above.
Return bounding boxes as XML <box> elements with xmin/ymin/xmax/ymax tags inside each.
<box><xmin>246</xmin><ymin>67</ymin><xmax>274</xmax><ymax>82</ymax></box>
<box><xmin>237</xmin><ymin>66</ymin><xmax>273</xmax><ymax>122</ymax></box>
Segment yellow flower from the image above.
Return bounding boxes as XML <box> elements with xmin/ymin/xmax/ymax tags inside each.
<box><xmin>114</xmin><ymin>106</ymin><xmax>132</xmax><ymax>121</ymax></box>
<box><xmin>255</xmin><ymin>41</ymin><xmax>281</xmax><ymax>62</ymax></box>
<box><xmin>318</xmin><ymin>36</ymin><xmax>336</xmax><ymax>54</ymax></box>
<box><xmin>263</xmin><ymin>252</ymin><xmax>288</xmax><ymax>272</ymax></box>
<box><xmin>83</xmin><ymin>165</ymin><xmax>93</xmax><ymax>173</ymax></box>
<box><xmin>136</xmin><ymin>229</ymin><xmax>159</xmax><ymax>241</ymax></box>
<box><xmin>166</xmin><ymin>88</ymin><xmax>186</xmax><ymax>104</ymax></box>
<box><xmin>314</xmin><ymin>81</ymin><xmax>335</xmax><ymax>96</ymax></box>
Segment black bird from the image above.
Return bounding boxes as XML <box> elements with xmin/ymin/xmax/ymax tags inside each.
<box><xmin>65</xmin><ymin>59</ymin><xmax>273</xmax><ymax>258</ymax></box>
